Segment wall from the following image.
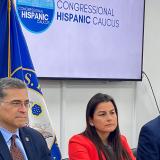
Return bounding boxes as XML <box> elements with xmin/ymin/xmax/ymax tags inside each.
<box><xmin>40</xmin><ymin>80</ymin><xmax>137</xmax><ymax>158</ymax></box>
<box><xmin>39</xmin><ymin>0</ymin><xmax>160</xmax><ymax>158</ymax></box>
<box><xmin>134</xmin><ymin>0</ymin><xmax>160</xmax><ymax>146</ymax></box>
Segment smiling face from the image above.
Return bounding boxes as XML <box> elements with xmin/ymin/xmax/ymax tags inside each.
<box><xmin>0</xmin><ymin>88</ymin><xmax>29</xmax><ymax>132</ymax></box>
<box><xmin>90</xmin><ymin>101</ymin><xmax>117</xmax><ymax>142</ymax></box>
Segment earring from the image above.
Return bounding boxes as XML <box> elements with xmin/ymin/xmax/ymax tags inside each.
<box><xmin>90</xmin><ymin>123</ymin><xmax>94</xmax><ymax>126</ymax></box>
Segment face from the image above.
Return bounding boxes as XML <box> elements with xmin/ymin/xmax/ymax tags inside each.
<box><xmin>90</xmin><ymin>101</ymin><xmax>117</xmax><ymax>141</ymax></box>
<box><xmin>0</xmin><ymin>88</ymin><xmax>29</xmax><ymax>132</ymax></box>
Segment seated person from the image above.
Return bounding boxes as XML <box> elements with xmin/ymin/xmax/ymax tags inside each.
<box><xmin>0</xmin><ymin>78</ymin><xmax>51</xmax><ymax>160</ymax></box>
<box><xmin>68</xmin><ymin>93</ymin><xmax>135</xmax><ymax>160</ymax></box>
<box><xmin>137</xmin><ymin>116</ymin><xmax>160</xmax><ymax>160</ymax></box>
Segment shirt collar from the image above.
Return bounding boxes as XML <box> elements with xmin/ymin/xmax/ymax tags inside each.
<box><xmin>0</xmin><ymin>127</ymin><xmax>20</xmax><ymax>143</ymax></box>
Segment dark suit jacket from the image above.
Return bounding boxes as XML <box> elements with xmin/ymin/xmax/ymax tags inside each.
<box><xmin>0</xmin><ymin>127</ymin><xmax>51</xmax><ymax>160</ymax></box>
<box><xmin>137</xmin><ymin>115</ymin><xmax>160</xmax><ymax>160</ymax></box>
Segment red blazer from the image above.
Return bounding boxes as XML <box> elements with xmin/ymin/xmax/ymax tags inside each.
<box><xmin>69</xmin><ymin>134</ymin><xmax>136</xmax><ymax>160</ymax></box>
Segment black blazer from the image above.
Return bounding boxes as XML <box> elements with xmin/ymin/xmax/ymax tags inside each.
<box><xmin>137</xmin><ymin>116</ymin><xmax>160</xmax><ymax>160</ymax></box>
<box><xmin>0</xmin><ymin>127</ymin><xmax>51</xmax><ymax>160</ymax></box>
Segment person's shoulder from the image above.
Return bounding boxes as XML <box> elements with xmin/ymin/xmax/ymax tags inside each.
<box><xmin>70</xmin><ymin>134</ymin><xmax>91</xmax><ymax>143</ymax></box>
<box><xmin>20</xmin><ymin>127</ymin><xmax>44</xmax><ymax>138</ymax></box>
<box><xmin>120</xmin><ymin>135</ymin><xmax>128</xmax><ymax>144</ymax></box>
<box><xmin>120</xmin><ymin>135</ymin><xmax>136</xmax><ymax>159</ymax></box>
<box><xmin>69</xmin><ymin>133</ymin><xmax>98</xmax><ymax>157</ymax></box>
<box><xmin>21</xmin><ymin>126</ymin><xmax>39</xmax><ymax>133</ymax></box>
<box><xmin>120</xmin><ymin>135</ymin><xmax>132</xmax><ymax>147</ymax></box>
<box><xmin>139</xmin><ymin>116</ymin><xmax>160</xmax><ymax>139</ymax></box>
<box><xmin>69</xmin><ymin>134</ymin><xmax>95</xmax><ymax>147</ymax></box>
<box><xmin>146</xmin><ymin>115</ymin><xmax>160</xmax><ymax>125</ymax></box>
<box><xmin>142</xmin><ymin>115</ymin><xmax>160</xmax><ymax>130</ymax></box>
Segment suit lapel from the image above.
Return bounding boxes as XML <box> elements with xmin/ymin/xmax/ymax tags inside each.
<box><xmin>19</xmin><ymin>128</ymin><xmax>36</xmax><ymax>160</ymax></box>
<box><xmin>0</xmin><ymin>132</ymin><xmax>12</xmax><ymax>160</ymax></box>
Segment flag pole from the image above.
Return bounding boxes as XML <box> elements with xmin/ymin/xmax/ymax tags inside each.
<box><xmin>8</xmin><ymin>0</ymin><xmax>11</xmax><ymax>78</ymax></box>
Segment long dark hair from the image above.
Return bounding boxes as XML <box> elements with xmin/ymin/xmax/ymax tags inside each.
<box><xmin>82</xmin><ymin>93</ymin><xmax>132</xmax><ymax>160</ymax></box>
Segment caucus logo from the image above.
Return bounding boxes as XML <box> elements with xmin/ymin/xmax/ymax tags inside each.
<box><xmin>16</xmin><ymin>0</ymin><xmax>55</xmax><ymax>33</ymax></box>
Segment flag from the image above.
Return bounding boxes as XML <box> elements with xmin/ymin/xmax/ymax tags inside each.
<box><xmin>0</xmin><ymin>0</ymin><xmax>61</xmax><ymax>159</ymax></box>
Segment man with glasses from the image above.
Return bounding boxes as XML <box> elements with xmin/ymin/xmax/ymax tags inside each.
<box><xmin>0</xmin><ymin>77</ymin><xmax>51</xmax><ymax>160</ymax></box>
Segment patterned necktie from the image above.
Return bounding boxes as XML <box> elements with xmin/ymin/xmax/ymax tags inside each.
<box><xmin>10</xmin><ymin>134</ymin><xmax>24</xmax><ymax>160</ymax></box>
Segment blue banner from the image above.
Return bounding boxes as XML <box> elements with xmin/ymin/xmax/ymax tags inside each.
<box><xmin>0</xmin><ymin>0</ymin><xmax>61</xmax><ymax>159</ymax></box>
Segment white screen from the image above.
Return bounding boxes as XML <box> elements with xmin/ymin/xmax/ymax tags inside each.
<box><xmin>17</xmin><ymin>0</ymin><xmax>144</xmax><ymax>80</ymax></box>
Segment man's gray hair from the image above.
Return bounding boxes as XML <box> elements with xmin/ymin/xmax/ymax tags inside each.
<box><xmin>0</xmin><ymin>77</ymin><xmax>27</xmax><ymax>100</ymax></box>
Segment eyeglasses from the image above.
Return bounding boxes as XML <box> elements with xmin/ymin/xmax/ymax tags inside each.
<box><xmin>0</xmin><ymin>100</ymin><xmax>33</xmax><ymax>108</ymax></box>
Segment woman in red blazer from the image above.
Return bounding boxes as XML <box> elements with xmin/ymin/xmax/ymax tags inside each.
<box><xmin>69</xmin><ymin>93</ymin><xmax>136</xmax><ymax>160</ymax></box>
